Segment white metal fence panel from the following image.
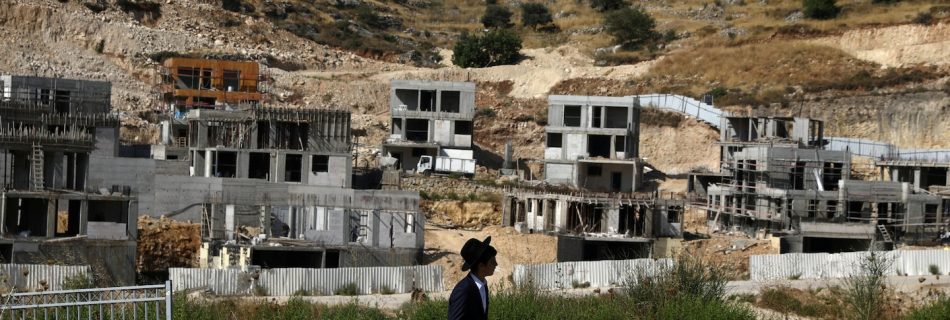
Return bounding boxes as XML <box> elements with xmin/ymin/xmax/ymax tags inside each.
<box><xmin>0</xmin><ymin>264</ymin><xmax>91</xmax><ymax>292</ymax></box>
<box><xmin>513</xmin><ymin>258</ymin><xmax>673</xmax><ymax>290</ymax></box>
<box><xmin>0</xmin><ymin>282</ymin><xmax>172</xmax><ymax>320</ymax></box>
<box><xmin>169</xmin><ymin>265</ymin><xmax>443</xmax><ymax>296</ymax></box>
<box><xmin>749</xmin><ymin>250</ymin><xmax>950</xmax><ymax>281</ymax></box>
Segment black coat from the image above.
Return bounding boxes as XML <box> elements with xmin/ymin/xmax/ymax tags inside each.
<box><xmin>448</xmin><ymin>274</ymin><xmax>489</xmax><ymax>320</ymax></box>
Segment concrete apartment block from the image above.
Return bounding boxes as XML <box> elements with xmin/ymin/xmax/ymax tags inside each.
<box><xmin>697</xmin><ymin>115</ymin><xmax>947</xmax><ymax>253</ymax></box>
<box><xmin>544</xmin><ymin>95</ymin><xmax>643</xmax><ymax>192</ymax></box>
<box><xmin>0</xmin><ymin>75</ymin><xmax>136</xmax><ymax>285</ymax></box>
<box><xmin>0</xmin><ymin>75</ymin><xmax>111</xmax><ymax>114</ymax></box>
<box><xmin>385</xmin><ymin>80</ymin><xmax>476</xmax><ymax>171</ymax></box>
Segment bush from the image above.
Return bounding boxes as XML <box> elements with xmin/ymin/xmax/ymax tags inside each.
<box><xmin>61</xmin><ymin>274</ymin><xmax>95</xmax><ymax>290</ymax></box>
<box><xmin>913</xmin><ymin>12</ymin><xmax>934</xmax><ymax>25</ymax></box>
<box><xmin>844</xmin><ymin>252</ymin><xmax>892</xmax><ymax>319</ymax></box>
<box><xmin>930</xmin><ymin>264</ymin><xmax>941</xmax><ymax>275</ymax></box>
<box><xmin>871</xmin><ymin>0</ymin><xmax>900</xmax><ymax>3</ymax></box>
<box><xmin>907</xmin><ymin>295</ymin><xmax>950</xmax><ymax>320</ymax></box>
<box><xmin>334</xmin><ymin>283</ymin><xmax>360</xmax><ymax>296</ymax></box>
<box><xmin>591</xmin><ymin>0</ymin><xmax>626</xmax><ymax>12</ymax></box>
<box><xmin>521</xmin><ymin>3</ymin><xmax>553</xmax><ymax>29</ymax></box>
<box><xmin>482</xmin><ymin>5</ymin><xmax>514</xmax><ymax>29</ymax></box>
<box><xmin>603</xmin><ymin>7</ymin><xmax>659</xmax><ymax>50</ymax></box>
<box><xmin>452</xmin><ymin>30</ymin><xmax>522</xmax><ymax>68</ymax></box>
<box><xmin>476</xmin><ymin>107</ymin><xmax>497</xmax><ymax>117</ymax></box>
<box><xmin>624</xmin><ymin>254</ymin><xmax>745</xmax><ymax>318</ymax></box>
<box><xmin>802</xmin><ymin>0</ymin><xmax>840</xmax><ymax>20</ymax></box>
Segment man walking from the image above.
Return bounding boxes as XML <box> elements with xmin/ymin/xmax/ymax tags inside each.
<box><xmin>448</xmin><ymin>236</ymin><xmax>498</xmax><ymax>320</ymax></box>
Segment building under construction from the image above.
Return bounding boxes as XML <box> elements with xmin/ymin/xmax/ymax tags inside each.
<box><xmin>0</xmin><ymin>75</ymin><xmax>138</xmax><ymax>285</ymax></box>
<box><xmin>504</xmin><ymin>95</ymin><xmax>682</xmax><ymax>261</ymax></box>
<box><xmin>88</xmin><ymin>59</ymin><xmax>427</xmax><ymax>269</ymax></box>
<box><xmin>697</xmin><ymin>116</ymin><xmax>946</xmax><ymax>253</ymax></box>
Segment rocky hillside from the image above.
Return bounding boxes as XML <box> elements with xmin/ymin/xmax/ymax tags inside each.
<box><xmin>1</xmin><ymin>0</ymin><xmax>948</xmax><ymax>178</ymax></box>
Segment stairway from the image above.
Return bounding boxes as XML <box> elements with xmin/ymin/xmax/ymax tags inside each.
<box><xmin>30</xmin><ymin>144</ymin><xmax>44</xmax><ymax>191</ymax></box>
<box><xmin>877</xmin><ymin>224</ymin><xmax>893</xmax><ymax>243</ymax></box>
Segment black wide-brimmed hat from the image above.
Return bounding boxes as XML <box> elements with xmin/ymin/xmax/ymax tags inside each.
<box><xmin>460</xmin><ymin>236</ymin><xmax>497</xmax><ymax>271</ymax></box>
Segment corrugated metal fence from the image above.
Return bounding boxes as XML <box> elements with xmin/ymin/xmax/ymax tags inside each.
<box><xmin>170</xmin><ymin>265</ymin><xmax>443</xmax><ymax>296</ymax></box>
<box><xmin>0</xmin><ymin>264</ymin><xmax>91</xmax><ymax>291</ymax></box>
<box><xmin>750</xmin><ymin>250</ymin><xmax>950</xmax><ymax>281</ymax></box>
<box><xmin>513</xmin><ymin>258</ymin><xmax>673</xmax><ymax>290</ymax></box>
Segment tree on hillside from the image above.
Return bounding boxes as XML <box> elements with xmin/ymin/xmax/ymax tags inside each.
<box><xmin>802</xmin><ymin>0</ymin><xmax>840</xmax><ymax>20</ymax></box>
<box><xmin>521</xmin><ymin>3</ymin><xmax>554</xmax><ymax>29</ymax></box>
<box><xmin>604</xmin><ymin>6</ymin><xmax>659</xmax><ymax>50</ymax></box>
<box><xmin>482</xmin><ymin>5</ymin><xmax>514</xmax><ymax>29</ymax></box>
<box><xmin>591</xmin><ymin>0</ymin><xmax>626</xmax><ymax>12</ymax></box>
<box><xmin>452</xmin><ymin>30</ymin><xmax>522</xmax><ymax>68</ymax></box>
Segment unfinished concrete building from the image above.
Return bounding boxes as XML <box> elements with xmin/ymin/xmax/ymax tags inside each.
<box><xmin>700</xmin><ymin>116</ymin><xmax>945</xmax><ymax>253</ymax></box>
<box><xmin>157</xmin><ymin>58</ymin><xmax>266</xmax><ymax>159</ymax></box>
<box><xmin>383</xmin><ymin>80</ymin><xmax>475</xmax><ymax>172</ymax></box>
<box><xmin>875</xmin><ymin>158</ymin><xmax>950</xmax><ymax>240</ymax></box>
<box><xmin>0</xmin><ymin>75</ymin><xmax>138</xmax><ymax>285</ymax></box>
<box><xmin>501</xmin><ymin>191</ymin><xmax>683</xmax><ymax>260</ymax></box>
<box><xmin>544</xmin><ymin>95</ymin><xmax>643</xmax><ymax>193</ymax></box>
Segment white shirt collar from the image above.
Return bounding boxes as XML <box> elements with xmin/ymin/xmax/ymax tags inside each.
<box><xmin>469</xmin><ymin>274</ymin><xmax>487</xmax><ymax>312</ymax></box>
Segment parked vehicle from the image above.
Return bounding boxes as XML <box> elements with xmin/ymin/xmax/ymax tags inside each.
<box><xmin>417</xmin><ymin>155</ymin><xmax>476</xmax><ymax>176</ymax></box>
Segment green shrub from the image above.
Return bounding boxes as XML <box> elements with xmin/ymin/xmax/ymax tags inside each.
<box><xmin>591</xmin><ymin>0</ymin><xmax>626</xmax><ymax>12</ymax></box>
<box><xmin>379</xmin><ymin>285</ymin><xmax>396</xmax><ymax>295</ymax></box>
<box><xmin>452</xmin><ymin>30</ymin><xmax>522</xmax><ymax>68</ymax></box>
<box><xmin>802</xmin><ymin>0</ymin><xmax>840</xmax><ymax>20</ymax></box>
<box><xmin>253</xmin><ymin>285</ymin><xmax>269</xmax><ymax>296</ymax></box>
<box><xmin>481</xmin><ymin>5</ymin><xmax>514</xmax><ymax>29</ymax></box>
<box><xmin>603</xmin><ymin>7</ymin><xmax>659</xmax><ymax>50</ymax></box>
<box><xmin>906</xmin><ymin>295</ymin><xmax>950</xmax><ymax>320</ymax></box>
<box><xmin>334</xmin><ymin>282</ymin><xmax>360</xmax><ymax>296</ymax></box>
<box><xmin>930</xmin><ymin>264</ymin><xmax>942</xmax><ymax>276</ymax></box>
<box><xmin>656</xmin><ymin>296</ymin><xmax>756</xmax><ymax>320</ymax></box>
<box><xmin>94</xmin><ymin>40</ymin><xmax>105</xmax><ymax>54</ymax></box>
<box><xmin>758</xmin><ymin>287</ymin><xmax>839</xmax><ymax>318</ymax></box>
<box><xmin>845</xmin><ymin>252</ymin><xmax>892</xmax><ymax>319</ymax></box>
<box><xmin>624</xmin><ymin>254</ymin><xmax>735</xmax><ymax>316</ymax></box>
<box><xmin>521</xmin><ymin>3</ymin><xmax>554</xmax><ymax>29</ymax></box>
<box><xmin>399</xmin><ymin>299</ymin><xmax>447</xmax><ymax>320</ymax></box>
<box><xmin>476</xmin><ymin>107</ymin><xmax>497</xmax><ymax>117</ymax></box>
<box><xmin>61</xmin><ymin>274</ymin><xmax>95</xmax><ymax>290</ymax></box>
<box><xmin>913</xmin><ymin>12</ymin><xmax>934</xmax><ymax>25</ymax></box>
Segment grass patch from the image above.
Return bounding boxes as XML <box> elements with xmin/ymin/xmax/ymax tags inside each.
<box><xmin>907</xmin><ymin>295</ymin><xmax>950</xmax><ymax>320</ymax></box>
<box><xmin>758</xmin><ymin>286</ymin><xmax>843</xmax><ymax>318</ymax></box>
<box><xmin>334</xmin><ymin>282</ymin><xmax>360</xmax><ymax>296</ymax></box>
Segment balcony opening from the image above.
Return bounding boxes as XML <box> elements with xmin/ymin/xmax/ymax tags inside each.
<box><xmin>284</xmin><ymin>154</ymin><xmax>302</xmax><ymax>182</ymax></box>
<box><xmin>587</xmin><ymin>135</ymin><xmax>611</xmax><ymax>158</ymax></box>
<box><xmin>441</xmin><ymin>91</ymin><xmax>460</xmax><ymax>113</ymax></box>
<box><xmin>394</xmin><ymin>89</ymin><xmax>418</xmax><ymax>110</ymax></box>
<box><xmin>420</xmin><ymin>90</ymin><xmax>436</xmax><ymax>112</ymax></box>
<box><xmin>4</xmin><ymin>198</ymin><xmax>49</xmax><ymax>237</ymax></box>
<box><xmin>213</xmin><ymin>151</ymin><xmax>237</xmax><ymax>178</ymax></box>
<box><xmin>249</xmin><ymin>152</ymin><xmax>270</xmax><ymax>180</ymax></box>
<box><xmin>454</xmin><ymin>121</ymin><xmax>472</xmax><ymax>135</ymax></box>
<box><xmin>547</xmin><ymin>133</ymin><xmax>562</xmax><ymax>148</ymax></box>
<box><xmin>604</xmin><ymin>107</ymin><xmax>629</xmax><ymax>128</ymax></box>
<box><xmin>312</xmin><ymin>155</ymin><xmax>329</xmax><ymax>173</ymax></box>
<box><xmin>563</xmin><ymin>106</ymin><xmax>581</xmax><ymax>127</ymax></box>
<box><xmin>405</xmin><ymin>119</ymin><xmax>429</xmax><ymax>142</ymax></box>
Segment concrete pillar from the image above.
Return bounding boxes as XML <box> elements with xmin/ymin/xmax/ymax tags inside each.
<box><xmin>605</xmin><ymin>206</ymin><xmax>620</xmax><ymax>234</ymax></box>
<box><xmin>46</xmin><ymin>197</ymin><xmax>56</xmax><ymax>238</ymax></box>
<box><xmin>79</xmin><ymin>199</ymin><xmax>88</xmax><ymax>235</ymax></box>
<box><xmin>225</xmin><ymin>205</ymin><xmax>235</xmax><ymax>241</ymax></box>
<box><xmin>891</xmin><ymin>168</ymin><xmax>900</xmax><ymax>182</ymax></box>
<box><xmin>0</xmin><ymin>193</ymin><xmax>5</xmax><ymax>234</ymax></box>
<box><xmin>913</xmin><ymin>168</ymin><xmax>922</xmax><ymax>189</ymax></box>
<box><xmin>127</xmin><ymin>199</ymin><xmax>137</xmax><ymax>239</ymax></box>
<box><xmin>237</xmin><ymin>152</ymin><xmax>249</xmax><ymax>179</ymax></box>
<box><xmin>540</xmin><ymin>199</ymin><xmax>549</xmax><ymax>232</ymax></box>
